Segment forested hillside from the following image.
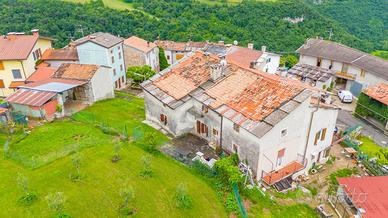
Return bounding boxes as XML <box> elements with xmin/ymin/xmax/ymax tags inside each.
<box><xmin>0</xmin><ymin>0</ymin><xmax>385</xmax><ymax>53</ymax></box>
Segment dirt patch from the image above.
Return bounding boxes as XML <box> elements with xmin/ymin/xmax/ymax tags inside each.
<box><xmin>243</xmin><ymin>200</ymin><xmax>251</xmax><ymax>212</ymax></box>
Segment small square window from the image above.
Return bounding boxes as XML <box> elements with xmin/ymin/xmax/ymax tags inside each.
<box><xmin>213</xmin><ymin>129</ymin><xmax>218</xmax><ymax>136</ymax></box>
<box><xmin>281</xmin><ymin>129</ymin><xmax>287</xmax><ymax>137</ymax></box>
<box><xmin>113</xmin><ymin>69</ymin><xmax>116</xmax><ymax>76</ymax></box>
<box><xmin>233</xmin><ymin>123</ymin><xmax>240</xmax><ymax>133</ymax></box>
<box><xmin>202</xmin><ymin>105</ymin><xmax>208</xmax><ymax>113</ymax></box>
<box><xmin>111</xmin><ymin>56</ymin><xmax>115</xmax><ymax>64</ymax></box>
<box><xmin>12</xmin><ymin>69</ymin><xmax>22</xmax><ymax>79</ymax></box>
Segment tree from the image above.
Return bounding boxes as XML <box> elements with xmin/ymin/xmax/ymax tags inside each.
<box><xmin>158</xmin><ymin>47</ymin><xmax>169</xmax><ymax>71</ymax></box>
<box><xmin>280</xmin><ymin>54</ymin><xmax>298</xmax><ymax>69</ymax></box>
<box><xmin>174</xmin><ymin>183</ymin><xmax>193</xmax><ymax>209</ymax></box>
<box><xmin>127</xmin><ymin>65</ymin><xmax>155</xmax><ymax>84</ymax></box>
<box><xmin>119</xmin><ymin>186</ymin><xmax>136</xmax><ymax>216</ymax></box>
<box><xmin>16</xmin><ymin>173</ymin><xmax>38</xmax><ymax>206</ymax></box>
<box><xmin>46</xmin><ymin>192</ymin><xmax>70</xmax><ymax>218</ymax></box>
<box><xmin>139</xmin><ymin>155</ymin><xmax>153</xmax><ymax>178</ymax></box>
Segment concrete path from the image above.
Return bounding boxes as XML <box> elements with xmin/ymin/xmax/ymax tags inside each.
<box><xmin>337</xmin><ymin>110</ymin><xmax>388</xmax><ymax>147</ymax></box>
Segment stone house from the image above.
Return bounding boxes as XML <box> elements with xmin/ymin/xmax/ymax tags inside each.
<box><xmin>296</xmin><ymin>38</ymin><xmax>388</xmax><ymax>96</ymax></box>
<box><xmin>73</xmin><ymin>32</ymin><xmax>126</xmax><ymax>89</ymax></box>
<box><xmin>142</xmin><ymin>51</ymin><xmax>338</xmax><ymax>187</ymax></box>
<box><xmin>6</xmin><ymin>63</ymin><xmax>114</xmax><ymax>119</ymax></box>
<box><xmin>0</xmin><ymin>30</ymin><xmax>53</xmax><ymax>97</ymax></box>
<box><xmin>123</xmin><ymin>36</ymin><xmax>159</xmax><ymax>72</ymax></box>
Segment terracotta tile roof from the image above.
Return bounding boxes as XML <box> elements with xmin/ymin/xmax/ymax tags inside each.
<box><xmin>0</xmin><ymin>34</ymin><xmax>38</xmax><ymax>60</ymax></box>
<box><xmin>52</xmin><ymin>63</ymin><xmax>99</xmax><ymax>81</ymax></box>
<box><xmin>5</xmin><ymin>89</ymin><xmax>56</xmax><ymax>107</ymax></box>
<box><xmin>8</xmin><ymin>81</ymin><xmax>26</xmax><ymax>89</ymax></box>
<box><xmin>262</xmin><ymin>161</ymin><xmax>304</xmax><ymax>185</ymax></box>
<box><xmin>124</xmin><ymin>36</ymin><xmax>157</xmax><ymax>53</ymax></box>
<box><xmin>338</xmin><ymin>176</ymin><xmax>388</xmax><ymax>218</ymax></box>
<box><xmin>226</xmin><ymin>46</ymin><xmax>263</xmax><ymax>68</ymax></box>
<box><xmin>74</xmin><ymin>32</ymin><xmax>123</xmax><ymax>48</ymax></box>
<box><xmin>155</xmin><ymin>40</ymin><xmax>207</xmax><ymax>52</ymax></box>
<box><xmin>26</xmin><ymin>67</ymin><xmax>58</xmax><ymax>83</ymax></box>
<box><xmin>363</xmin><ymin>83</ymin><xmax>388</xmax><ymax>105</ymax></box>
<box><xmin>41</xmin><ymin>48</ymin><xmax>78</xmax><ymax>61</ymax></box>
<box><xmin>152</xmin><ymin>52</ymin><xmax>219</xmax><ymax>99</ymax></box>
<box><xmin>143</xmin><ymin>51</ymin><xmax>312</xmax><ymax>138</ymax></box>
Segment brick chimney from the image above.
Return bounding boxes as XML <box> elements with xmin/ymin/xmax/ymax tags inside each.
<box><xmin>210</xmin><ymin>64</ymin><xmax>223</xmax><ymax>81</ymax></box>
<box><xmin>261</xmin><ymin>45</ymin><xmax>266</xmax><ymax>53</ymax></box>
<box><xmin>248</xmin><ymin>43</ymin><xmax>254</xmax><ymax>50</ymax></box>
<box><xmin>31</xmin><ymin>29</ymin><xmax>39</xmax><ymax>36</ymax></box>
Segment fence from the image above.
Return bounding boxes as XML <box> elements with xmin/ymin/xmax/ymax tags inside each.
<box><xmin>233</xmin><ymin>184</ymin><xmax>247</xmax><ymax>218</ymax></box>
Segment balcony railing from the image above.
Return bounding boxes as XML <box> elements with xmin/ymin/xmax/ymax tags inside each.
<box><xmin>335</xmin><ymin>71</ymin><xmax>356</xmax><ymax>80</ymax></box>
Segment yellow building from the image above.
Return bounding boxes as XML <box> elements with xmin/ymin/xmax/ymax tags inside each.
<box><xmin>0</xmin><ymin>30</ymin><xmax>53</xmax><ymax>97</ymax></box>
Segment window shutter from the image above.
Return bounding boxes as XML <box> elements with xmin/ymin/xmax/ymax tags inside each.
<box><xmin>0</xmin><ymin>79</ymin><xmax>4</xmax><ymax>88</ymax></box>
<box><xmin>160</xmin><ymin>114</ymin><xmax>164</xmax><ymax>122</ymax></box>
<box><xmin>205</xmin><ymin>125</ymin><xmax>208</xmax><ymax>137</ymax></box>
<box><xmin>196</xmin><ymin>121</ymin><xmax>201</xmax><ymax>133</ymax></box>
<box><xmin>314</xmin><ymin>131</ymin><xmax>320</xmax><ymax>145</ymax></box>
<box><xmin>0</xmin><ymin>61</ymin><xmax>4</xmax><ymax>70</ymax></box>
<box><xmin>321</xmin><ymin>128</ymin><xmax>327</xmax><ymax>140</ymax></box>
<box><xmin>278</xmin><ymin>148</ymin><xmax>285</xmax><ymax>158</ymax></box>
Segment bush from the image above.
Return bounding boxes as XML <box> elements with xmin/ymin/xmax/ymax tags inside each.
<box><xmin>143</xmin><ymin>132</ymin><xmax>159</xmax><ymax>153</ymax></box>
<box><xmin>127</xmin><ymin>65</ymin><xmax>155</xmax><ymax>84</ymax></box>
<box><xmin>139</xmin><ymin>155</ymin><xmax>153</xmax><ymax>178</ymax></box>
<box><xmin>355</xmin><ymin>92</ymin><xmax>388</xmax><ymax>124</ymax></box>
<box><xmin>175</xmin><ymin>183</ymin><xmax>193</xmax><ymax>209</ymax></box>
<box><xmin>191</xmin><ymin>160</ymin><xmax>217</xmax><ymax>177</ymax></box>
<box><xmin>119</xmin><ymin>186</ymin><xmax>136</xmax><ymax>216</ymax></box>
<box><xmin>225</xmin><ymin>192</ymin><xmax>239</xmax><ymax>213</ymax></box>
<box><xmin>214</xmin><ymin>155</ymin><xmax>243</xmax><ymax>186</ymax></box>
<box><xmin>18</xmin><ymin>192</ymin><xmax>38</xmax><ymax>206</ymax></box>
<box><xmin>112</xmin><ymin>143</ymin><xmax>122</xmax><ymax>163</ymax></box>
<box><xmin>46</xmin><ymin>192</ymin><xmax>67</xmax><ymax>217</ymax></box>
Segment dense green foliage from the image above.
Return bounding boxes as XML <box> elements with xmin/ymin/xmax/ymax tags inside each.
<box><xmin>159</xmin><ymin>47</ymin><xmax>169</xmax><ymax>70</ymax></box>
<box><xmin>0</xmin><ymin>0</ymin><xmax>385</xmax><ymax>53</ymax></box>
<box><xmin>126</xmin><ymin>65</ymin><xmax>155</xmax><ymax>83</ymax></box>
<box><xmin>355</xmin><ymin>93</ymin><xmax>388</xmax><ymax>124</ymax></box>
<box><xmin>372</xmin><ymin>50</ymin><xmax>388</xmax><ymax>60</ymax></box>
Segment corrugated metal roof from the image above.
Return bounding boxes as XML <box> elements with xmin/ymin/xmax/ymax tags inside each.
<box><xmin>30</xmin><ymin>82</ymin><xmax>80</xmax><ymax>92</ymax></box>
<box><xmin>6</xmin><ymin>89</ymin><xmax>56</xmax><ymax>107</ymax></box>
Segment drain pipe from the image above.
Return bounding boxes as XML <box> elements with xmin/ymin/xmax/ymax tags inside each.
<box><xmin>302</xmin><ymin>95</ymin><xmax>320</xmax><ymax>165</ymax></box>
<box><xmin>219</xmin><ymin>115</ymin><xmax>223</xmax><ymax>149</ymax></box>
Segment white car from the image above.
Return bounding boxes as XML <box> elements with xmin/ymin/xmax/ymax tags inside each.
<box><xmin>337</xmin><ymin>90</ymin><xmax>353</xmax><ymax>103</ymax></box>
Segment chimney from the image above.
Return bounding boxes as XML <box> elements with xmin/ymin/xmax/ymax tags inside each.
<box><xmin>233</xmin><ymin>40</ymin><xmax>238</xmax><ymax>46</ymax></box>
<box><xmin>210</xmin><ymin>64</ymin><xmax>223</xmax><ymax>81</ymax></box>
<box><xmin>247</xmin><ymin>43</ymin><xmax>254</xmax><ymax>50</ymax></box>
<box><xmin>31</xmin><ymin>29</ymin><xmax>39</xmax><ymax>36</ymax></box>
<box><xmin>147</xmin><ymin>41</ymin><xmax>150</xmax><ymax>47</ymax></box>
<box><xmin>219</xmin><ymin>55</ymin><xmax>227</xmax><ymax>66</ymax></box>
<box><xmin>7</xmin><ymin>32</ymin><xmax>17</xmax><ymax>40</ymax></box>
<box><xmin>261</xmin><ymin>45</ymin><xmax>266</xmax><ymax>53</ymax></box>
<box><xmin>249</xmin><ymin>61</ymin><xmax>256</xmax><ymax>69</ymax></box>
<box><xmin>218</xmin><ymin>40</ymin><xmax>224</xmax><ymax>45</ymax></box>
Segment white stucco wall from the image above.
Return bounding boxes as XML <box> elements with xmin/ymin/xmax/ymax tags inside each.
<box><xmin>90</xmin><ymin>67</ymin><xmax>115</xmax><ymax>102</ymax></box>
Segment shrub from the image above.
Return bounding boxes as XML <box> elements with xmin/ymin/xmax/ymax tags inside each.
<box><xmin>225</xmin><ymin>192</ymin><xmax>239</xmax><ymax>213</ymax></box>
<box><xmin>139</xmin><ymin>155</ymin><xmax>153</xmax><ymax>178</ymax></box>
<box><xmin>69</xmin><ymin>152</ymin><xmax>82</xmax><ymax>182</ymax></box>
<box><xmin>191</xmin><ymin>160</ymin><xmax>216</xmax><ymax>177</ymax></box>
<box><xmin>112</xmin><ymin>143</ymin><xmax>122</xmax><ymax>163</ymax></box>
<box><xmin>143</xmin><ymin>132</ymin><xmax>159</xmax><ymax>153</ymax></box>
<box><xmin>175</xmin><ymin>183</ymin><xmax>193</xmax><ymax>209</ymax></box>
<box><xmin>17</xmin><ymin>173</ymin><xmax>38</xmax><ymax>206</ymax></box>
<box><xmin>119</xmin><ymin>186</ymin><xmax>136</xmax><ymax>216</ymax></box>
<box><xmin>214</xmin><ymin>155</ymin><xmax>243</xmax><ymax>186</ymax></box>
<box><xmin>46</xmin><ymin>192</ymin><xmax>69</xmax><ymax>217</ymax></box>
<box><xmin>127</xmin><ymin>65</ymin><xmax>155</xmax><ymax>84</ymax></box>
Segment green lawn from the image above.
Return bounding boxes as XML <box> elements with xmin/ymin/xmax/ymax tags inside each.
<box><xmin>359</xmin><ymin>136</ymin><xmax>388</xmax><ymax>164</ymax></box>
<box><xmin>64</xmin><ymin>0</ymin><xmax>134</xmax><ymax>10</ymax></box>
<box><xmin>0</xmin><ymin>94</ymin><xmax>227</xmax><ymax>217</ymax></box>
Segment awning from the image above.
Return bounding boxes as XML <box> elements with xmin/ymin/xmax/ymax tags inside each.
<box><xmin>5</xmin><ymin>89</ymin><xmax>56</xmax><ymax>107</ymax></box>
<box><xmin>8</xmin><ymin>81</ymin><xmax>26</xmax><ymax>89</ymax></box>
<box><xmin>262</xmin><ymin>161</ymin><xmax>304</xmax><ymax>185</ymax></box>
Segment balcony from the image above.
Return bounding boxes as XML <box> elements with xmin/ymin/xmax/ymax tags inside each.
<box><xmin>335</xmin><ymin>71</ymin><xmax>356</xmax><ymax>80</ymax></box>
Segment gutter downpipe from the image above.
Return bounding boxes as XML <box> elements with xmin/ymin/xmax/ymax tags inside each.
<box><xmin>302</xmin><ymin>96</ymin><xmax>320</xmax><ymax>166</ymax></box>
<box><xmin>20</xmin><ymin>61</ymin><xmax>27</xmax><ymax>79</ymax></box>
<box><xmin>219</xmin><ymin>114</ymin><xmax>223</xmax><ymax>149</ymax></box>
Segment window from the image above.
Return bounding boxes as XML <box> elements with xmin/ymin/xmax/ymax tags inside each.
<box><xmin>196</xmin><ymin>120</ymin><xmax>208</xmax><ymax>137</ymax></box>
<box><xmin>314</xmin><ymin>130</ymin><xmax>321</xmax><ymax>145</ymax></box>
<box><xmin>113</xmin><ymin>69</ymin><xmax>116</xmax><ymax>76</ymax></box>
<box><xmin>121</xmin><ymin>76</ymin><xmax>124</xmax><ymax>83</ymax></box>
<box><xmin>202</xmin><ymin>105</ymin><xmax>208</xmax><ymax>113</ymax></box>
<box><xmin>281</xmin><ymin>129</ymin><xmax>287</xmax><ymax>137</ymax></box>
<box><xmin>160</xmin><ymin>114</ymin><xmax>167</xmax><ymax>125</ymax></box>
<box><xmin>265</xmin><ymin>68</ymin><xmax>268</xmax><ymax>72</ymax></box>
<box><xmin>360</xmin><ymin>69</ymin><xmax>366</xmax><ymax>78</ymax></box>
<box><xmin>213</xmin><ymin>128</ymin><xmax>218</xmax><ymax>136</ymax></box>
<box><xmin>115</xmin><ymin>81</ymin><xmax>118</xmax><ymax>89</ymax></box>
<box><xmin>117</xmin><ymin>46</ymin><xmax>121</xmax><ymax>50</ymax></box>
<box><xmin>233</xmin><ymin>144</ymin><xmax>239</xmax><ymax>153</ymax></box>
<box><xmin>320</xmin><ymin>128</ymin><xmax>327</xmax><ymax>141</ymax></box>
<box><xmin>111</xmin><ymin>56</ymin><xmax>115</xmax><ymax>64</ymax></box>
<box><xmin>110</xmin><ymin>50</ymin><xmax>113</xmax><ymax>54</ymax></box>
<box><xmin>166</xmin><ymin>55</ymin><xmax>170</xmax><ymax>60</ymax></box>
<box><xmin>118</xmin><ymin>52</ymin><xmax>122</xmax><ymax>60</ymax></box>
<box><xmin>329</xmin><ymin>60</ymin><xmax>333</xmax><ymax>69</ymax></box>
<box><xmin>277</xmin><ymin>148</ymin><xmax>285</xmax><ymax>166</ymax></box>
<box><xmin>12</xmin><ymin>69</ymin><xmax>22</xmax><ymax>79</ymax></box>
<box><xmin>316</xmin><ymin>58</ymin><xmax>322</xmax><ymax>67</ymax></box>
<box><xmin>0</xmin><ymin>61</ymin><xmax>4</xmax><ymax>70</ymax></box>
<box><xmin>233</xmin><ymin>123</ymin><xmax>240</xmax><ymax>133</ymax></box>
<box><xmin>120</xmin><ymin>64</ymin><xmax>123</xmax><ymax>71</ymax></box>
<box><xmin>32</xmin><ymin>48</ymin><xmax>42</xmax><ymax>61</ymax></box>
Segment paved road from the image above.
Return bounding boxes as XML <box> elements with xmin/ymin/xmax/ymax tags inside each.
<box><xmin>337</xmin><ymin>110</ymin><xmax>388</xmax><ymax>147</ymax></box>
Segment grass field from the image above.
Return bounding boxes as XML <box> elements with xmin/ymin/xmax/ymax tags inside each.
<box><xmin>359</xmin><ymin>136</ymin><xmax>388</xmax><ymax>164</ymax></box>
<box><xmin>0</xmin><ymin>94</ymin><xmax>227</xmax><ymax>217</ymax></box>
<box><xmin>64</xmin><ymin>0</ymin><xmax>133</xmax><ymax>10</ymax></box>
